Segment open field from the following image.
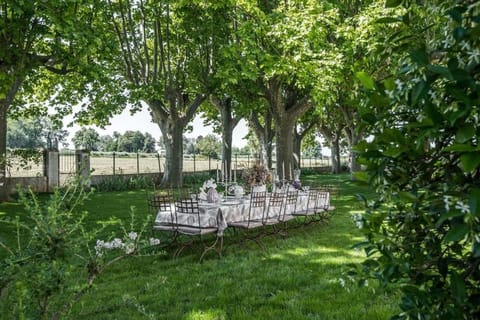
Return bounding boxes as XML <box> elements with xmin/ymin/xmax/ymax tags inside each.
<box><xmin>7</xmin><ymin>152</ymin><xmax>334</xmax><ymax>177</ymax></box>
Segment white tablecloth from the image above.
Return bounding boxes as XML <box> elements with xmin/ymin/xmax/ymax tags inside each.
<box><xmin>154</xmin><ymin>192</ymin><xmax>328</xmax><ymax>236</ymax></box>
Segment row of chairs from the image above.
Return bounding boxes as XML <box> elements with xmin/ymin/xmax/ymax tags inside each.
<box><xmin>147</xmin><ymin>185</ymin><xmax>336</xmax><ymax>262</ymax></box>
<box><xmin>230</xmin><ymin>187</ymin><xmax>335</xmax><ymax>248</ymax></box>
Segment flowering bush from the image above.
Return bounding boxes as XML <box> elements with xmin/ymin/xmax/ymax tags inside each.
<box><xmin>243</xmin><ymin>163</ymin><xmax>272</xmax><ymax>187</ymax></box>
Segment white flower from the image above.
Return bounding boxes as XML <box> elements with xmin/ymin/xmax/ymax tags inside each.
<box><xmin>468</xmin><ymin>48</ymin><xmax>480</xmax><ymax>64</ymax></box>
<box><xmin>385</xmin><ymin>89</ymin><xmax>395</xmax><ymax>100</ymax></box>
<box><xmin>95</xmin><ymin>240</ymin><xmax>105</xmax><ymax>256</ymax></box>
<box><xmin>111</xmin><ymin>238</ymin><xmax>123</xmax><ymax>249</ymax></box>
<box><xmin>455</xmin><ymin>201</ymin><xmax>470</xmax><ymax>214</ymax></box>
<box><xmin>459</xmin><ymin>40</ymin><xmax>471</xmax><ymax>51</ymax></box>
<box><xmin>394</xmin><ymin>79</ymin><xmax>404</xmax><ymax>92</ymax></box>
<box><xmin>200</xmin><ymin>178</ymin><xmax>217</xmax><ymax>193</ymax></box>
<box><xmin>443</xmin><ymin>195</ymin><xmax>451</xmax><ymax>212</ymax></box>
<box><xmin>149</xmin><ymin>237</ymin><xmax>161</xmax><ymax>246</ymax></box>
<box><xmin>124</xmin><ymin>243</ymin><xmax>135</xmax><ymax>255</ymax></box>
<box><xmin>128</xmin><ymin>232</ymin><xmax>138</xmax><ymax>241</ymax></box>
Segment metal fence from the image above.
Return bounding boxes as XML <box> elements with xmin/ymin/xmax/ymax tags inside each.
<box><xmin>89</xmin><ymin>152</ymin><xmax>333</xmax><ymax>176</ymax></box>
<box><xmin>6</xmin><ymin>150</ymin><xmax>334</xmax><ymax>178</ymax></box>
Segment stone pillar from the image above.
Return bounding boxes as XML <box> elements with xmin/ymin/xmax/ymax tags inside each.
<box><xmin>44</xmin><ymin>150</ymin><xmax>59</xmax><ymax>192</ymax></box>
<box><xmin>76</xmin><ymin>150</ymin><xmax>91</xmax><ymax>187</ymax></box>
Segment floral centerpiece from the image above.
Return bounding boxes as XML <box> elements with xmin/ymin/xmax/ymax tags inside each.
<box><xmin>243</xmin><ymin>163</ymin><xmax>272</xmax><ymax>188</ymax></box>
<box><xmin>199</xmin><ymin>178</ymin><xmax>219</xmax><ymax>203</ymax></box>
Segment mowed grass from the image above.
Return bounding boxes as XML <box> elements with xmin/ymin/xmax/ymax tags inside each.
<box><xmin>0</xmin><ymin>173</ymin><xmax>400</xmax><ymax>319</ymax></box>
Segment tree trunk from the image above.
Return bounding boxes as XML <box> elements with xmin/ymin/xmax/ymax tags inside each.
<box><xmin>212</xmin><ymin>96</ymin><xmax>240</xmax><ymax>181</ymax></box>
<box><xmin>248</xmin><ymin>109</ymin><xmax>274</xmax><ymax>169</ymax></box>
<box><xmin>148</xmin><ymin>93</ymin><xmax>206</xmax><ymax>188</ymax></box>
<box><xmin>263</xmin><ymin>77</ymin><xmax>311</xmax><ymax>181</ymax></box>
<box><xmin>344</xmin><ymin>126</ymin><xmax>362</xmax><ymax>173</ymax></box>
<box><xmin>0</xmin><ymin>76</ymin><xmax>23</xmax><ymax>202</ymax></box>
<box><xmin>340</xmin><ymin>105</ymin><xmax>362</xmax><ymax>174</ymax></box>
<box><xmin>318</xmin><ymin>123</ymin><xmax>343</xmax><ymax>175</ymax></box>
<box><xmin>331</xmin><ymin>135</ymin><xmax>342</xmax><ymax>174</ymax></box>
<box><xmin>0</xmin><ymin>101</ymin><xmax>8</xmax><ymax>202</ymax></box>
<box><xmin>275</xmin><ymin>118</ymin><xmax>296</xmax><ymax>180</ymax></box>
<box><xmin>158</xmin><ymin>117</ymin><xmax>184</xmax><ymax>187</ymax></box>
<box><xmin>293</xmin><ymin>128</ymin><xmax>301</xmax><ymax>169</ymax></box>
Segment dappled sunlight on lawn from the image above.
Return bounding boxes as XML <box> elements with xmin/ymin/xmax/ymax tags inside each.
<box><xmin>269</xmin><ymin>243</ymin><xmax>366</xmax><ymax>266</ymax></box>
<box><xmin>184</xmin><ymin>309</ymin><xmax>227</xmax><ymax>320</ymax></box>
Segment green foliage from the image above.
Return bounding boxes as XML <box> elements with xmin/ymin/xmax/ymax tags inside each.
<box><xmin>72</xmin><ymin>128</ymin><xmax>100</xmax><ymax>151</ymax></box>
<box><xmin>116</xmin><ymin>131</ymin><xmax>156</xmax><ymax>153</ymax></box>
<box><xmin>52</xmin><ymin>173</ymin><xmax>398</xmax><ymax>318</ymax></box>
<box><xmin>6</xmin><ymin>148</ymin><xmax>43</xmax><ymax>173</ymax></box>
<box><xmin>354</xmin><ymin>1</ymin><xmax>480</xmax><ymax>319</ymax></box>
<box><xmin>0</xmin><ymin>176</ymin><xmax>94</xmax><ymax>318</ymax></box>
<box><xmin>0</xmin><ymin>176</ymin><xmax>163</xmax><ymax>318</ymax></box>
<box><xmin>7</xmin><ymin>117</ymin><xmax>68</xmax><ymax>150</ymax></box>
<box><xmin>195</xmin><ymin>134</ymin><xmax>221</xmax><ymax>158</ymax></box>
<box><xmin>93</xmin><ymin>175</ymin><xmax>156</xmax><ymax>192</ymax></box>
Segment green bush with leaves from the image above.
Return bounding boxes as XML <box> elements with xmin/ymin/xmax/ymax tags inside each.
<box><xmin>0</xmin><ymin>176</ymin><xmax>161</xmax><ymax>319</ymax></box>
<box><xmin>354</xmin><ymin>1</ymin><xmax>479</xmax><ymax>319</ymax></box>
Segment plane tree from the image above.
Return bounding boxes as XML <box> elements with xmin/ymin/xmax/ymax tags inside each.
<box><xmin>231</xmin><ymin>0</ymin><xmax>339</xmax><ymax>181</ymax></box>
<box><xmin>102</xmin><ymin>0</ymin><xmax>232</xmax><ymax>186</ymax></box>
<box><xmin>0</xmin><ymin>0</ymin><xmax>104</xmax><ymax>201</ymax></box>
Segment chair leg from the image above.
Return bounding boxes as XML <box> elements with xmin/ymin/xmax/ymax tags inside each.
<box><xmin>199</xmin><ymin>235</ymin><xmax>223</xmax><ymax>263</ymax></box>
<box><xmin>237</xmin><ymin>228</ymin><xmax>265</xmax><ymax>250</ymax></box>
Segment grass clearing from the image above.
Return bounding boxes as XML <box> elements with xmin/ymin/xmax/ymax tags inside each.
<box><xmin>0</xmin><ymin>173</ymin><xmax>400</xmax><ymax>319</ymax></box>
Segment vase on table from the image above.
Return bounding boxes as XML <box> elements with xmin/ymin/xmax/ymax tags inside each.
<box><xmin>207</xmin><ymin>188</ymin><xmax>220</xmax><ymax>203</ymax></box>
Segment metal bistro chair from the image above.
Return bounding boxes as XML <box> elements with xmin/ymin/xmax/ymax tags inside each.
<box><xmin>229</xmin><ymin>191</ymin><xmax>267</xmax><ymax>248</ymax></box>
<box><xmin>263</xmin><ymin>191</ymin><xmax>286</xmax><ymax>237</ymax></box>
<box><xmin>278</xmin><ymin>187</ymin><xmax>298</xmax><ymax>237</ymax></box>
<box><xmin>316</xmin><ymin>190</ymin><xmax>335</xmax><ymax>223</ymax></box>
<box><xmin>147</xmin><ymin>188</ymin><xmax>178</xmax><ymax>245</ymax></box>
<box><xmin>291</xmin><ymin>188</ymin><xmax>321</xmax><ymax>226</ymax></box>
<box><xmin>173</xmin><ymin>198</ymin><xmax>222</xmax><ymax>263</ymax></box>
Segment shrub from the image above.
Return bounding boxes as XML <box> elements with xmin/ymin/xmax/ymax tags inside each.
<box><xmin>0</xmin><ymin>176</ymin><xmax>162</xmax><ymax>319</ymax></box>
<box><xmin>354</xmin><ymin>2</ymin><xmax>480</xmax><ymax>319</ymax></box>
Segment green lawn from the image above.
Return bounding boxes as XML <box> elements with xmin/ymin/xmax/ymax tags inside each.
<box><xmin>0</xmin><ymin>173</ymin><xmax>399</xmax><ymax>319</ymax></box>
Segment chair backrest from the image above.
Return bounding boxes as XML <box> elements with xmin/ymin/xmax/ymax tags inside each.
<box><xmin>147</xmin><ymin>193</ymin><xmax>172</xmax><ymax>213</ymax></box>
<box><xmin>265</xmin><ymin>191</ymin><xmax>285</xmax><ymax>222</ymax></box>
<box><xmin>247</xmin><ymin>191</ymin><xmax>267</xmax><ymax>223</ymax></box>
<box><xmin>174</xmin><ymin>198</ymin><xmax>201</xmax><ymax>228</ymax></box>
<box><xmin>317</xmin><ymin>191</ymin><xmax>330</xmax><ymax>210</ymax></box>
<box><xmin>147</xmin><ymin>188</ymin><xmax>175</xmax><ymax>227</ymax></box>
<box><xmin>306</xmin><ymin>189</ymin><xmax>319</xmax><ymax>214</ymax></box>
<box><xmin>283</xmin><ymin>187</ymin><xmax>298</xmax><ymax>218</ymax></box>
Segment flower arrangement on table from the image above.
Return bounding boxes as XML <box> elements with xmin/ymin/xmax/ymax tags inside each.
<box><xmin>243</xmin><ymin>163</ymin><xmax>272</xmax><ymax>188</ymax></box>
<box><xmin>292</xmin><ymin>168</ymin><xmax>302</xmax><ymax>190</ymax></box>
<box><xmin>198</xmin><ymin>178</ymin><xmax>220</xmax><ymax>203</ymax></box>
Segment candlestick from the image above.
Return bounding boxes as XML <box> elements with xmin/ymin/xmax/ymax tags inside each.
<box><xmin>234</xmin><ymin>163</ymin><xmax>237</xmax><ymax>182</ymax></box>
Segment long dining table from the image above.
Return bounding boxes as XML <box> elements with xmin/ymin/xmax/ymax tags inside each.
<box><xmin>154</xmin><ymin>192</ymin><xmax>317</xmax><ymax>236</ymax></box>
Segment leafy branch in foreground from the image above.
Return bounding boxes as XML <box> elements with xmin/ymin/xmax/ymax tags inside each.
<box><xmin>0</xmin><ymin>176</ymin><xmax>162</xmax><ymax>319</ymax></box>
<box><xmin>353</xmin><ymin>1</ymin><xmax>480</xmax><ymax>319</ymax></box>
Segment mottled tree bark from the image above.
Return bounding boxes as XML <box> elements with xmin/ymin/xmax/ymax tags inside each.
<box><xmin>263</xmin><ymin>77</ymin><xmax>311</xmax><ymax>181</ymax></box>
<box><xmin>248</xmin><ymin>109</ymin><xmax>274</xmax><ymax>169</ymax></box>
<box><xmin>0</xmin><ymin>77</ymin><xmax>23</xmax><ymax>202</ymax></box>
<box><xmin>211</xmin><ymin>96</ymin><xmax>241</xmax><ymax>181</ymax></box>
<box><xmin>149</xmin><ymin>93</ymin><xmax>206</xmax><ymax>187</ymax></box>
